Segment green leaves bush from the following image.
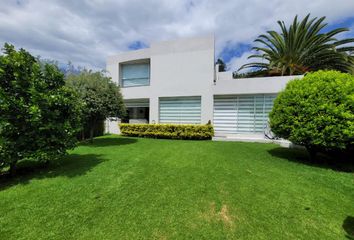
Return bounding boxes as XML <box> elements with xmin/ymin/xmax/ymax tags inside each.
<box><xmin>0</xmin><ymin>44</ymin><xmax>83</xmax><ymax>174</ymax></box>
<box><xmin>119</xmin><ymin>123</ymin><xmax>214</xmax><ymax>140</ymax></box>
<box><xmin>66</xmin><ymin>70</ymin><xmax>125</xmax><ymax>142</ymax></box>
<box><xmin>269</xmin><ymin>70</ymin><xmax>354</xmax><ymax>156</ymax></box>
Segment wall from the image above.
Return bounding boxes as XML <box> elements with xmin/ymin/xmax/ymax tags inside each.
<box><xmin>106</xmin><ymin>35</ymin><xmax>215</xmax><ymax>124</ymax></box>
<box><xmin>105</xmin><ymin>118</ymin><xmax>121</xmax><ymax>134</ymax></box>
<box><xmin>213</xmin><ymin>74</ymin><xmax>302</xmax><ymax>95</ymax></box>
<box><xmin>106</xmin><ymin>35</ymin><xmax>302</xmax><ymax>134</ymax></box>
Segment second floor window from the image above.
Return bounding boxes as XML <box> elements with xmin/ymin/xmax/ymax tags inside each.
<box><xmin>121</xmin><ymin>63</ymin><xmax>150</xmax><ymax>87</ymax></box>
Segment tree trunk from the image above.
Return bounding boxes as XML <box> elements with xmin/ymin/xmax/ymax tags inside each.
<box><xmin>306</xmin><ymin>146</ymin><xmax>317</xmax><ymax>161</ymax></box>
<box><xmin>9</xmin><ymin>162</ymin><xmax>17</xmax><ymax>176</ymax></box>
<box><xmin>89</xmin><ymin>127</ymin><xmax>94</xmax><ymax>143</ymax></box>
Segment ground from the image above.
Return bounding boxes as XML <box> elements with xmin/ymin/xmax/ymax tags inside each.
<box><xmin>0</xmin><ymin>135</ymin><xmax>353</xmax><ymax>239</ymax></box>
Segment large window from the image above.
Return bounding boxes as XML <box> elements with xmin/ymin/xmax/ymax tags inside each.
<box><xmin>121</xmin><ymin>63</ymin><xmax>150</xmax><ymax>87</ymax></box>
<box><xmin>159</xmin><ymin>96</ymin><xmax>201</xmax><ymax>124</ymax></box>
<box><xmin>213</xmin><ymin>94</ymin><xmax>277</xmax><ymax>133</ymax></box>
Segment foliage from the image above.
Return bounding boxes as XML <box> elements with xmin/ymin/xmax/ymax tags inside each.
<box><xmin>0</xmin><ymin>43</ymin><xmax>83</xmax><ymax>173</ymax></box>
<box><xmin>232</xmin><ymin>69</ymin><xmax>289</xmax><ymax>78</ymax></box>
<box><xmin>216</xmin><ymin>58</ymin><xmax>226</xmax><ymax>72</ymax></box>
<box><xmin>119</xmin><ymin>123</ymin><xmax>214</xmax><ymax>140</ymax></box>
<box><xmin>66</xmin><ymin>70</ymin><xmax>125</xmax><ymax>141</ymax></box>
<box><xmin>239</xmin><ymin>14</ymin><xmax>354</xmax><ymax>75</ymax></box>
<box><xmin>269</xmin><ymin>70</ymin><xmax>354</xmax><ymax>157</ymax></box>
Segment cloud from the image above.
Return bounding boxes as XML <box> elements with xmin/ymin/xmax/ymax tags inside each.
<box><xmin>227</xmin><ymin>50</ymin><xmax>256</xmax><ymax>73</ymax></box>
<box><xmin>0</xmin><ymin>0</ymin><xmax>353</xmax><ymax>70</ymax></box>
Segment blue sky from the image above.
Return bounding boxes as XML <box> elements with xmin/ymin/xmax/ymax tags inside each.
<box><xmin>0</xmin><ymin>0</ymin><xmax>353</xmax><ymax>72</ymax></box>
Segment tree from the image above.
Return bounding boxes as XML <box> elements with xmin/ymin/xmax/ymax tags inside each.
<box><xmin>0</xmin><ymin>44</ymin><xmax>83</xmax><ymax>174</ymax></box>
<box><xmin>66</xmin><ymin>70</ymin><xmax>125</xmax><ymax>142</ymax></box>
<box><xmin>216</xmin><ymin>58</ymin><xmax>226</xmax><ymax>72</ymax></box>
<box><xmin>269</xmin><ymin>70</ymin><xmax>354</xmax><ymax>159</ymax></box>
<box><xmin>239</xmin><ymin>14</ymin><xmax>354</xmax><ymax>75</ymax></box>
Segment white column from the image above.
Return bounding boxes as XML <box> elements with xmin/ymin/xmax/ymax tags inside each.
<box><xmin>149</xmin><ymin>97</ymin><xmax>159</xmax><ymax>123</ymax></box>
<box><xmin>201</xmin><ymin>92</ymin><xmax>213</xmax><ymax>124</ymax></box>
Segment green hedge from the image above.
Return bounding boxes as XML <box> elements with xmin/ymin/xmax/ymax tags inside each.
<box><xmin>119</xmin><ymin>123</ymin><xmax>214</xmax><ymax>140</ymax></box>
<box><xmin>269</xmin><ymin>70</ymin><xmax>354</xmax><ymax>157</ymax></box>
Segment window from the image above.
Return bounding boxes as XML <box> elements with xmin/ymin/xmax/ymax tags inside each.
<box><xmin>213</xmin><ymin>94</ymin><xmax>277</xmax><ymax>133</ymax></box>
<box><xmin>159</xmin><ymin>96</ymin><xmax>201</xmax><ymax>124</ymax></box>
<box><xmin>121</xmin><ymin>63</ymin><xmax>150</xmax><ymax>87</ymax></box>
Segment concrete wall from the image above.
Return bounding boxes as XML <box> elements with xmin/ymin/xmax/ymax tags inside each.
<box><xmin>107</xmin><ymin>35</ymin><xmax>215</xmax><ymax>125</ymax></box>
<box><xmin>213</xmin><ymin>74</ymin><xmax>302</xmax><ymax>95</ymax></box>
<box><xmin>105</xmin><ymin>118</ymin><xmax>121</xmax><ymax>134</ymax></box>
<box><xmin>106</xmin><ymin>35</ymin><xmax>302</xmax><ymax>134</ymax></box>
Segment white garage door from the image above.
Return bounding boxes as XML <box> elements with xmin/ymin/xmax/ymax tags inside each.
<box><xmin>159</xmin><ymin>96</ymin><xmax>201</xmax><ymax>124</ymax></box>
<box><xmin>213</xmin><ymin>94</ymin><xmax>277</xmax><ymax>133</ymax></box>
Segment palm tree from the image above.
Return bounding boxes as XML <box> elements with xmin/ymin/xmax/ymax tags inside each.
<box><xmin>239</xmin><ymin>14</ymin><xmax>354</xmax><ymax>75</ymax></box>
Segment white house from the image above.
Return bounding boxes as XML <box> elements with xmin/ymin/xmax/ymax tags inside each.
<box><xmin>106</xmin><ymin>35</ymin><xmax>298</xmax><ymax>139</ymax></box>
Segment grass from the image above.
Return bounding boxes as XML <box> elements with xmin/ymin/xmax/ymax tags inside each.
<box><xmin>0</xmin><ymin>135</ymin><xmax>353</xmax><ymax>239</ymax></box>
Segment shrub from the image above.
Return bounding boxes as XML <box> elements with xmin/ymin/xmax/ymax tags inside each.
<box><xmin>119</xmin><ymin>123</ymin><xmax>214</xmax><ymax>140</ymax></box>
<box><xmin>66</xmin><ymin>70</ymin><xmax>125</xmax><ymax>142</ymax></box>
<box><xmin>0</xmin><ymin>44</ymin><xmax>83</xmax><ymax>174</ymax></box>
<box><xmin>269</xmin><ymin>70</ymin><xmax>354</xmax><ymax>158</ymax></box>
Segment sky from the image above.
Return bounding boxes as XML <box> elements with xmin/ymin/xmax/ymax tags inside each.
<box><xmin>1</xmin><ymin>0</ymin><xmax>354</xmax><ymax>72</ymax></box>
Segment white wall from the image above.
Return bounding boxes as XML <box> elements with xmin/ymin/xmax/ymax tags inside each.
<box><xmin>107</xmin><ymin>35</ymin><xmax>215</xmax><ymax>124</ymax></box>
<box><xmin>106</xmin><ymin>35</ymin><xmax>302</xmax><ymax>130</ymax></box>
<box><xmin>105</xmin><ymin>118</ymin><xmax>121</xmax><ymax>134</ymax></box>
<box><xmin>213</xmin><ymin>74</ymin><xmax>302</xmax><ymax>95</ymax></box>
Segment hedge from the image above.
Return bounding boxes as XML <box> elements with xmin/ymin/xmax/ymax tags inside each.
<box><xmin>119</xmin><ymin>123</ymin><xmax>214</xmax><ymax>140</ymax></box>
<box><xmin>269</xmin><ymin>70</ymin><xmax>354</xmax><ymax>158</ymax></box>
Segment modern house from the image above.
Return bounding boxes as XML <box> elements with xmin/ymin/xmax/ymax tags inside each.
<box><xmin>106</xmin><ymin>35</ymin><xmax>298</xmax><ymax>139</ymax></box>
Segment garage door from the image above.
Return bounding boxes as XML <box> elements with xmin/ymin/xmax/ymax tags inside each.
<box><xmin>159</xmin><ymin>96</ymin><xmax>201</xmax><ymax>124</ymax></box>
<box><xmin>213</xmin><ymin>94</ymin><xmax>277</xmax><ymax>133</ymax></box>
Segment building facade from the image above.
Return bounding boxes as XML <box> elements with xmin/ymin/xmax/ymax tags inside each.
<box><xmin>106</xmin><ymin>35</ymin><xmax>298</xmax><ymax>137</ymax></box>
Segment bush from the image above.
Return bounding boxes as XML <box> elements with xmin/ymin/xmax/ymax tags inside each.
<box><xmin>269</xmin><ymin>70</ymin><xmax>354</xmax><ymax>157</ymax></box>
<box><xmin>119</xmin><ymin>123</ymin><xmax>214</xmax><ymax>140</ymax></box>
<box><xmin>66</xmin><ymin>70</ymin><xmax>125</xmax><ymax>142</ymax></box>
<box><xmin>0</xmin><ymin>44</ymin><xmax>83</xmax><ymax>174</ymax></box>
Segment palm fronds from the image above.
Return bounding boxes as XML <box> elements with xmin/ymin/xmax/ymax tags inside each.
<box><xmin>239</xmin><ymin>14</ymin><xmax>354</xmax><ymax>75</ymax></box>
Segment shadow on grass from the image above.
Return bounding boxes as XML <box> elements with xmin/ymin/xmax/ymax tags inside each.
<box><xmin>0</xmin><ymin>153</ymin><xmax>105</xmax><ymax>191</ymax></box>
<box><xmin>268</xmin><ymin>147</ymin><xmax>354</xmax><ymax>173</ymax></box>
<box><xmin>343</xmin><ymin>216</ymin><xmax>354</xmax><ymax>240</ymax></box>
<box><xmin>79</xmin><ymin>137</ymin><xmax>138</xmax><ymax>148</ymax></box>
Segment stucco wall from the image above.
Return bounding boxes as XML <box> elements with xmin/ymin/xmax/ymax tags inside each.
<box><xmin>106</xmin><ymin>35</ymin><xmax>302</xmax><ymax>134</ymax></box>
<box><xmin>213</xmin><ymin>75</ymin><xmax>302</xmax><ymax>95</ymax></box>
<box><xmin>106</xmin><ymin>35</ymin><xmax>215</xmax><ymax>124</ymax></box>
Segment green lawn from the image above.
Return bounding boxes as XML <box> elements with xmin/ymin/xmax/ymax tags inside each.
<box><xmin>0</xmin><ymin>135</ymin><xmax>353</xmax><ymax>239</ymax></box>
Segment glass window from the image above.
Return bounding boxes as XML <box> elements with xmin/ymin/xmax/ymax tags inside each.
<box><xmin>121</xmin><ymin>63</ymin><xmax>150</xmax><ymax>87</ymax></box>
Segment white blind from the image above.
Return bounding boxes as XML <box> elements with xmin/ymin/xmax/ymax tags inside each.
<box><xmin>121</xmin><ymin>63</ymin><xmax>150</xmax><ymax>87</ymax></box>
<box><xmin>159</xmin><ymin>96</ymin><xmax>201</xmax><ymax>124</ymax></box>
<box><xmin>124</xmin><ymin>99</ymin><xmax>149</xmax><ymax>108</ymax></box>
<box><xmin>213</xmin><ymin>94</ymin><xmax>276</xmax><ymax>133</ymax></box>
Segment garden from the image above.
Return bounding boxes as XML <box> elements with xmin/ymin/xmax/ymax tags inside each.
<box><xmin>0</xmin><ymin>14</ymin><xmax>354</xmax><ymax>240</ymax></box>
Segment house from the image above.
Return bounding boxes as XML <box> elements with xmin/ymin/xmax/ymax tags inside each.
<box><xmin>106</xmin><ymin>35</ymin><xmax>297</xmax><ymax>139</ymax></box>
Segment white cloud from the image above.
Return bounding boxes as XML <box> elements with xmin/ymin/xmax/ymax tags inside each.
<box><xmin>0</xmin><ymin>0</ymin><xmax>353</xmax><ymax>70</ymax></box>
<box><xmin>227</xmin><ymin>51</ymin><xmax>255</xmax><ymax>73</ymax></box>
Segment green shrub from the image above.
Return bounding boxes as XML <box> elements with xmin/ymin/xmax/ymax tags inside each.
<box><xmin>66</xmin><ymin>70</ymin><xmax>125</xmax><ymax>142</ymax></box>
<box><xmin>119</xmin><ymin>123</ymin><xmax>214</xmax><ymax>140</ymax></box>
<box><xmin>269</xmin><ymin>70</ymin><xmax>354</xmax><ymax>157</ymax></box>
<box><xmin>0</xmin><ymin>44</ymin><xmax>83</xmax><ymax>174</ymax></box>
